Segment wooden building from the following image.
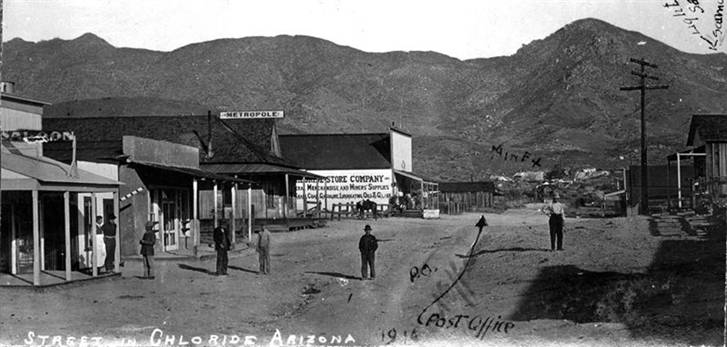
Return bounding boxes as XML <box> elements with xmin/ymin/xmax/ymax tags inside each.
<box><xmin>45</xmin><ymin>135</ymin><xmax>250</xmax><ymax>257</ymax></box>
<box><xmin>43</xmin><ymin>114</ymin><xmax>320</xmax><ymax>234</ymax></box>
<box><xmin>438</xmin><ymin>181</ymin><xmax>495</xmax><ymax>214</ymax></box>
<box><xmin>279</xmin><ymin>128</ymin><xmax>439</xmax><ymax>217</ymax></box>
<box><xmin>0</xmin><ymin>90</ymin><xmax>122</xmax><ymax>286</ymax></box>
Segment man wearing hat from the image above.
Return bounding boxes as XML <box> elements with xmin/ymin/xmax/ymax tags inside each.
<box><xmin>213</xmin><ymin>221</ymin><xmax>231</xmax><ymax>276</ymax></box>
<box><xmin>255</xmin><ymin>226</ymin><xmax>272</xmax><ymax>275</ymax></box>
<box><xmin>139</xmin><ymin>221</ymin><xmax>158</xmax><ymax>279</ymax></box>
<box><xmin>358</xmin><ymin>224</ymin><xmax>378</xmax><ymax>280</ymax></box>
<box><xmin>102</xmin><ymin>214</ymin><xmax>118</xmax><ymax>273</ymax></box>
<box><xmin>542</xmin><ymin>193</ymin><xmax>566</xmax><ymax>251</ymax></box>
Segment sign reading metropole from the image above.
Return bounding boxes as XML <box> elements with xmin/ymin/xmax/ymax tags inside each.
<box><xmin>295</xmin><ymin>169</ymin><xmax>393</xmax><ymax>210</ymax></box>
<box><xmin>219</xmin><ymin>111</ymin><xmax>284</xmax><ymax>119</ymax></box>
<box><xmin>1</xmin><ymin>130</ymin><xmax>75</xmax><ymax>143</ymax></box>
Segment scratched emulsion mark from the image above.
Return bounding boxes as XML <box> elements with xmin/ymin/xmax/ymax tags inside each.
<box><xmin>489</xmin><ymin>143</ymin><xmax>542</xmax><ymax>168</ymax></box>
<box><xmin>412</xmin><ymin>221</ymin><xmax>515</xmax><ymax>342</ymax></box>
<box><xmin>664</xmin><ymin>0</ymin><xmax>725</xmax><ymax>51</ymax></box>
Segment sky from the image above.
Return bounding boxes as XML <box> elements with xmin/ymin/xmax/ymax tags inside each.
<box><xmin>3</xmin><ymin>0</ymin><xmax>726</xmax><ymax>60</ymax></box>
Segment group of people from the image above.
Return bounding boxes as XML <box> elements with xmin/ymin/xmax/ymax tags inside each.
<box><xmin>135</xmin><ymin>193</ymin><xmax>563</xmax><ymax>282</ymax></box>
<box><xmin>138</xmin><ymin>221</ymin><xmax>273</xmax><ymax>279</ymax></box>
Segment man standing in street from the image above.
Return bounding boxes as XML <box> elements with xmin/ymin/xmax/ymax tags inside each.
<box><xmin>542</xmin><ymin>193</ymin><xmax>566</xmax><ymax>251</ymax></box>
<box><xmin>213</xmin><ymin>222</ymin><xmax>231</xmax><ymax>276</ymax></box>
<box><xmin>139</xmin><ymin>221</ymin><xmax>157</xmax><ymax>279</ymax></box>
<box><xmin>102</xmin><ymin>214</ymin><xmax>117</xmax><ymax>273</ymax></box>
<box><xmin>359</xmin><ymin>224</ymin><xmax>378</xmax><ymax>280</ymax></box>
<box><xmin>255</xmin><ymin>227</ymin><xmax>271</xmax><ymax>275</ymax></box>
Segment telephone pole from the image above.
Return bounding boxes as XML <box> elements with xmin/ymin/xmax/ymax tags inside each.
<box><xmin>620</xmin><ymin>58</ymin><xmax>669</xmax><ymax>215</ymax></box>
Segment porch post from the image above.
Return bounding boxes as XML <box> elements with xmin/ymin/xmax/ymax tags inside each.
<box><xmin>32</xmin><ymin>190</ymin><xmax>40</xmax><ymax>286</ymax></box>
<box><xmin>420</xmin><ymin>180</ymin><xmax>424</xmax><ymax>209</ymax></box>
<box><xmin>11</xmin><ymin>204</ymin><xmax>16</xmax><ymax>275</ymax></box>
<box><xmin>677</xmin><ymin>153</ymin><xmax>683</xmax><ymax>208</ymax></box>
<box><xmin>247</xmin><ymin>185</ymin><xmax>252</xmax><ymax>241</ymax></box>
<box><xmin>231</xmin><ymin>181</ymin><xmax>237</xmax><ymax>244</ymax></box>
<box><xmin>284</xmin><ymin>174</ymin><xmax>289</xmax><ymax>219</ymax></box>
<box><xmin>324</xmin><ymin>181</ymin><xmax>328</xmax><ymax>214</ymax></box>
<box><xmin>64</xmin><ymin>191</ymin><xmax>71</xmax><ymax>281</ymax></box>
<box><xmin>114</xmin><ymin>189</ymin><xmax>120</xmax><ymax>272</ymax></box>
<box><xmin>316</xmin><ymin>179</ymin><xmax>320</xmax><ymax>218</ymax></box>
<box><xmin>213</xmin><ymin>181</ymin><xmax>219</xmax><ymax>228</ymax></box>
<box><xmin>666</xmin><ymin>159</ymin><xmax>671</xmax><ymax>209</ymax></box>
<box><xmin>39</xmin><ymin>196</ymin><xmax>45</xmax><ymax>271</ymax></box>
<box><xmin>302</xmin><ymin>177</ymin><xmax>307</xmax><ymax>217</ymax></box>
<box><xmin>91</xmin><ymin>192</ymin><xmax>97</xmax><ymax>277</ymax></box>
<box><xmin>192</xmin><ymin>178</ymin><xmax>199</xmax><ymax>253</ymax></box>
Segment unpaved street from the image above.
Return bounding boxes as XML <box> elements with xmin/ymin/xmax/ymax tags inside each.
<box><xmin>1</xmin><ymin>210</ymin><xmax>724</xmax><ymax>347</ymax></box>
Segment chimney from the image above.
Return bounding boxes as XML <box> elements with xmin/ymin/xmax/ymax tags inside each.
<box><xmin>1</xmin><ymin>81</ymin><xmax>16</xmax><ymax>94</ymax></box>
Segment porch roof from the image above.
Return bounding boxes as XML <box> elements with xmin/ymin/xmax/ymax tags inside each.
<box><xmin>202</xmin><ymin>163</ymin><xmax>325</xmax><ymax>179</ymax></box>
<box><xmin>129</xmin><ymin>160</ymin><xmax>254</xmax><ymax>184</ymax></box>
<box><xmin>1</xmin><ymin>147</ymin><xmax>121</xmax><ymax>190</ymax></box>
<box><xmin>393</xmin><ymin>169</ymin><xmax>438</xmax><ymax>184</ymax></box>
<box><xmin>666</xmin><ymin>146</ymin><xmax>706</xmax><ymax>161</ymax></box>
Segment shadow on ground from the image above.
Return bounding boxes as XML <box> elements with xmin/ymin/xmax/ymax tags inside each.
<box><xmin>178</xmin><ymin>263</ymin><xmax>216</xmax><ymax>275</ymax></box>
<box><xmin>305</xmin><ymin>271</ymin><xmax>361</xmax><ymax>280</ymax></box>
<box><xmin>510</xmin><ymin>215</ymin><xmax>725</xmax><ymax>346</ymax></box>
<box><xmin>456</xmin><ymin>247</ymin><xmax>549</xmax><ymax>258</ymax></box>
<box><xmin>228</xmin><ymin>265</ymin><xmax>258</xmax><ymax>274</ymax></box>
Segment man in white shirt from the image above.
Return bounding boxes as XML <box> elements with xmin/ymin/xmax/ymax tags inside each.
<box><xmin>543</xmin><ymin>193</ymin><xmax>565</xmax><ymax>251</ymax></box>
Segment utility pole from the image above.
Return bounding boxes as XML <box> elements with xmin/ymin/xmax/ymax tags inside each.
<box><xmin>620</xmin><ymin>58</ymin><xmax>669</xmax><ymax>215</ymax></box>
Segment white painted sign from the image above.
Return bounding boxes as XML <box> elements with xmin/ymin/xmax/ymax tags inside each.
<box><xmin>295</xmin><ymin>169</ymin><xmax>393</xmax><ymax>210</ymax></box>
<box><xmin>219</xmin><ymin>111</ymin><xmax>284</xmax><ymax>119</ymax></box>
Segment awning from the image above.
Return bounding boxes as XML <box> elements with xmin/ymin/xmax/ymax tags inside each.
<box><xmin>666</xmin><ymin>146</ymin><xmax>706</xmax><ymax>161</ymax></box>
<box><xmin>393</xmin><ymin>169</ymin><xmax>438</xmax><ymax>184</ymax></box>
<box><xmin>203</xmin><ymin>163</ymin><xmax>325</xmax><ymax>179</ymax></box>
<box><xmin>129</xmin><ymin>160</ymin><xmax>254</xmax><ymax>184</ymax></box>
<box><xmin>2</xmin><ymin>148</ymin><xmax>121</xmax><ymax>191</ymax></box>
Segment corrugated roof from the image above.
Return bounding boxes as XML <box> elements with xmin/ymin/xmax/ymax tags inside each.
<box><xmin>439</xmin><ymin>181</ymin><xmax>495</xmax><ymax>193</ymax></box>
<box><xmin>2</xmin><ymin>147</ymin><xmax>120</xmax><ymax>187</ymax></box>
<box><xmin>687</xmin><ymin>114</ymin><xmax>727</xmax><ymax>146</ymax></box>
<box><xmin>42</xmin><ymin>116</ymin><xmax>293</xmax><ymax>166</ymax></box>
<box><xmin>279</xmin><ymin>133</ymin><xmax>391</xmax><ymax>170</ymax></box>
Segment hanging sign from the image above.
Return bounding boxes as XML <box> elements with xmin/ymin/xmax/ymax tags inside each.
<box><xmin>1</xmin><ymin>130</ymin><xmax>76</xmax><ymax>143</ymax></box>
<box><xmin>219</xmin><ymin>111</ymin><xmax>284</xmax><ymax>119</ymax></box>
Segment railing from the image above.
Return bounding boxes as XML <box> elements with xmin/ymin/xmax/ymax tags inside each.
<box><xmin>329</xmin><ymin>203</ymin><xmax>391</xmax><ymax>220</ymax></box>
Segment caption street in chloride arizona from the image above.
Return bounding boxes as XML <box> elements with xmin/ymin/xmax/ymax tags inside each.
<box><xmin>0</xmin><ymin>1</ymin><xmax>725</xmax><ymax>346</ymax></box>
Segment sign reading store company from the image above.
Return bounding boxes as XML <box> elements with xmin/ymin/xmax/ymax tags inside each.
<box><xmin>295</xmin><ymin>169</ymin><xmax>393</xmax><ymax>210</ymax></box>
<box><xmin>219</xmin><ymin>110</ymin><xmax>284</xmax><ymax>119</ymax></box>
<box><xmin>1</xmin><ymin>130</ymin><xmax>75</xmax><ymax>143</ymax></box>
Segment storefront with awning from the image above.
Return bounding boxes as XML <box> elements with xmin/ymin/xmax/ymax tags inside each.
<box><xmin>0</xmin><ymin>146</ymin><xmax>121</xmax><ymax>286</ymax></box>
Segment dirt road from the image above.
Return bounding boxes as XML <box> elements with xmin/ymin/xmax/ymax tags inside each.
<box><xmin>1</xmin><ymin>209</ymin><xmax>724</xmax><ymax>347</ymax></box>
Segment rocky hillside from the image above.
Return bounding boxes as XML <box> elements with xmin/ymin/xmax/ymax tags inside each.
<box><xmin>4</xmin><ymin>18</ymin><xmax>727</xmax><ymax>180</ymax></box>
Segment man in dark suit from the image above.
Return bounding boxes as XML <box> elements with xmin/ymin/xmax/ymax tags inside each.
<box><xmin>358</xmin><ymin>224</ymin><xmax>378</xmax><ymax>280</ymax></box>
<box><xmin>139</xmin><ymin>221</ymin><xmax>157</xmax><ymax>279</ymax></box>
<box><xmin>102</xmin><ymin>214</ymin><xmax>118</xmax><ymax>273</ymax></box>
<box><xmin>213</xmin><ymin>222</ymin><xmax>231</xmax><ymax>276</ymax></box>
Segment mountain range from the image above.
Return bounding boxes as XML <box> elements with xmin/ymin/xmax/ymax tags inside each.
<box><xmin>3</xmin><ymin>18</ymin><xmax>726</xmax><ymax>180</ymax></box>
